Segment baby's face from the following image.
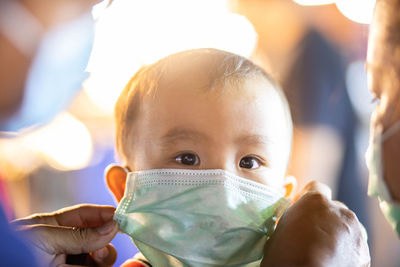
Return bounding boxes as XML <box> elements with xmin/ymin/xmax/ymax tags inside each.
<box><xmin>123</xmin><ymin>76</ymin><xmax>292</xmax><ymax>191</ymax></box>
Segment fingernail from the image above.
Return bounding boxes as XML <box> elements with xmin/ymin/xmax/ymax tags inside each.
<box><xmin>97</xmin><ymin>221</ymin><xmax>117</xmax><ymax>235</ymax></box>
<box><xmin>94</xmin><ymin>246</ymin><xmax>109</xmax><ymax>259</ymax></box>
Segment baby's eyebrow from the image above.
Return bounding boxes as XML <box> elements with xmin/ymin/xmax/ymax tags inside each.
<box><xmin>235</xmin><ymin>134</ymin><xmax>270</xmax><ymax>146</ymax></box>
<box><xmin>160</xmin><ymin>127</ymin><xmax>209</xmax><ymax>144</ymax></box>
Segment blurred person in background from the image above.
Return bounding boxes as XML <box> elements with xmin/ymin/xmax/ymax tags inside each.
<box><xmin>367</xmin><ymin>0</ymin><xmax>400</xmax><ymax>240</ymax></box>
<box><xmin>0</xmin><ymin>0</ymin><xmax>118</xmax><ymax>266</ymax></box>
<box><xmin>0</xmin><ymin>0</ymin><xmax>371</xmax><ymax>266</ymax></box>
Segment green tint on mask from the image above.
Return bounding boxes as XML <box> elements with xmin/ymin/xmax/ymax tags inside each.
<box><xmin>114</xmin><ymin>169</ymin><xmax>290</xmax><ymax>267</ymax></box>
<box><xmin>380</xmin><ymin>201</ymin><xmax>400</xmax><ymax>237</ymax></box>
<box><xmin>367</xmin><ymin>121</ymin><xmax>400</xmax><ymax>238</ymax></box>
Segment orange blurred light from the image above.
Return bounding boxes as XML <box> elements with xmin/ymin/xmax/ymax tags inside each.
<box><xmin>292</xmin><ymin>0</ymin><xmax>335</xmax><ymax>6</ymax></box>
<box><xmin>0</xmin><ymin>113</ymin><xmax>93</xmax><ymax>174</ymax></box>
<box><xmin>85</xmin><ymin>0</ymin><xmax>257</xmax><ymax>114</ymax></box>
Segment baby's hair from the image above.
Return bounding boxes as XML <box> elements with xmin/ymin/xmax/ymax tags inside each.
<box><xmin>115</xmin><ymin>48</ymin><xmax>291</xmax><ymax>162</ymax></box>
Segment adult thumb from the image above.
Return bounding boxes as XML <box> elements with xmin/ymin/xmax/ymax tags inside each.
<box><xmin>294</xmin><ymin>180</ymin><xmax>332</xmax><ymax>201</ymax></box>
<box><xmin>25</xmin><ymin>220</ymin><xmax>118</xmax><ymax>255</ymax></box>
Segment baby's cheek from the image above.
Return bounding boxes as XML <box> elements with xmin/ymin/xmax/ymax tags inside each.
<box><xmin>258</xmin><ymin>169</ymin><xmax>286</xmax><ymax>190</ymax></box>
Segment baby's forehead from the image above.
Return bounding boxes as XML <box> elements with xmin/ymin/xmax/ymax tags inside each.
<box><xmin>139</xmin><ymin>68</ymin><xmax>288</xmax><ymax>125</ymax></box>
<box><xmin>156</xmin><ymin>70</ymin><xmax>277</xmax><ymax>99</ymax></box>
<box><xmin>141</xmin><ymin>73</ymin><xmax>290</xmax><ymax>132</ymax></box>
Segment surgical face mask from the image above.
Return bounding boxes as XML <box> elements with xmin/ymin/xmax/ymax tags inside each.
<box><xmin>0</xmin><ymin>4</ymin><xmax>94</xmax><ymax>133</ymax></box>
<box><xmin>366</xmin><ymin>120</ymin><xmax>400</xmax><ymax>237</ymax></box>
<box><xmin>114</xmin><ymin>169</ymin><xmax>290</xmax><ymax>267</ymax></box>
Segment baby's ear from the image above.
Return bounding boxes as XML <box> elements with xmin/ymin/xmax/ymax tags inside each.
<box><xmin>105</xmin><ymin>165</ymin><xmax>128</xmax><ymax>203</ymax></box>
<box><xmin>283</xmin><ymin>176</ymin><xmax>297</xmax><ymax>198</ymax></box>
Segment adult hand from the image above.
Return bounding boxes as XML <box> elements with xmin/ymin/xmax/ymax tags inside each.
<box><xmin>11</xmin><ymin>204</ymin><xmax>119</xmax><ymax>267</ymax></box>
<box><xmin>261</xmin><ymin>181</ymin><xmax>370</xmax><ymax>267</ymax></box>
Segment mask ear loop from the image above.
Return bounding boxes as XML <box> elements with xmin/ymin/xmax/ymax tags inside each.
<box><xmin>382</xmin><ymin>120</ymin><xmax>400</xmax><ymax>141</ymax></box>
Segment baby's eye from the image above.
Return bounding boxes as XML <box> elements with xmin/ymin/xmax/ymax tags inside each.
<box><xmin>175</xmin><ymin>152</ymin><xmax>200</xmax><ymax>166</ymax></box>
<box><xmin>239</xmin><ymin>156</ymin><xmax>263</xmax><ymax>169</ymax></box>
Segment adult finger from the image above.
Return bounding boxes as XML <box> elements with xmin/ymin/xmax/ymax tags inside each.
<box><xmin>90</xmin><ymin>244</ymin><xmax>118</xmax><ymax>267</ymax></box>
<box><xmin>295</xmin><ymin>180</ymin><xmax>332</xmax><ymax>201</ymax></box>
<box><xmin>332</xmin><ymin>199</ymin><xmax>368</xmax><ymax>241</ymax></box>
<box><xmin>333</xmin><ymin>200</ymin><xmax>348</xmax><ymax>209</ymax></box>
<box><xmin>13</xmin><ymin>204</ymin><xmax>116</xmax><ymax>228</ymax></box>
<box><xmin>23</xmin><ymin>220</ymin><xmax>118</xmax><ymax>255</ymax></box>
<box><xmin>52</xmin><ymin>205</ymin><xmax>116</xmax><ymax>228</ymax></box>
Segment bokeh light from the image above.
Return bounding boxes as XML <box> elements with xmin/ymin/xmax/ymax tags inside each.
<box><xmin>26</xmin><ymin>113</ymin><xmax>93</xmax><ymax>171</ymax></box>
<box><xmin>293</xmin><ymin>0</ymin><xmax>376</xmax><ymax>24</ymax></box>
<box><xmin>85</xmin><ymin>0</ymin><xmax>258</xmax><ymax>113</ymax></box>
<box><xmin>335</xmin><ymin>0</ymin><xmax>376</xmax><ymax>24</ymax></box>
<box><xmin>292</xmin><ymin>0</ymin><xmax>335</xmax><ymax>6</ymax></box>
<box><xmin>0</xmin><ymin>113</ymin><xmax>93</xmax><ymax>176</ymax></box>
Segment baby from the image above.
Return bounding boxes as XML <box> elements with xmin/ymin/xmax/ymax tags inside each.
<box><xmin>106</xmin><ymin>48</ymin><xmax>296</xmax><ymax>266</ymax></box>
